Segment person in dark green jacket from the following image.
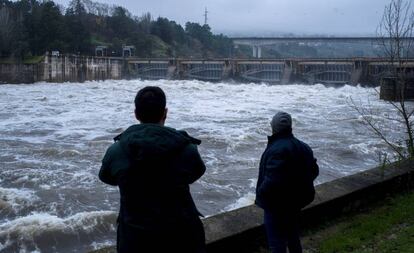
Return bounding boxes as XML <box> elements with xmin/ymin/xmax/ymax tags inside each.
<box><xmin>99</xmin><ymin>86</ymin><xmax>206</xmax><ymax>253</ymax></box>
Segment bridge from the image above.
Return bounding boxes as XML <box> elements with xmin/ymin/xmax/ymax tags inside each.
<box><xmin>231</xmin><ymin>37</ymin><xmax>414</xmax><ymax>58</ymax></box>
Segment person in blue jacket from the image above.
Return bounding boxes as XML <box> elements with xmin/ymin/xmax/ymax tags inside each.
<box><xmin>255</xmin><ymin>111</ymin><xmax>319</xmax><ymax>253</ymax></box>
<box><xmin>99</xmin><ymin>86</ymin><xmax>206</xmax><ymax>253</ymax></box>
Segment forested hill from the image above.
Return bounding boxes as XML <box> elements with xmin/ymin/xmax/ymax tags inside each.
<box><xmin>0</xmin><ymin>0</ymin><xmax>249</xmax><ymax>59</ymax></box>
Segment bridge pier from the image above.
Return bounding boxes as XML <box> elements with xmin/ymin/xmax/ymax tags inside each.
<box><xmin>167</xmin><ymin>62</ymin><xmax>177</xmax><ymax>79</ymax></box>
<box><xmin>281</xmin><ymin>61</ymin><xmax>292</xmax><ymax>84</ymax></box>
<box><xmin>252</xmin><ymin>46</ymin><xmax>262</xmax><ymax>58</ymax></box>
<box><xmin>257</xmin><ymin>46</ymin><xmax>262</xmax><ymax>58</ymax></box>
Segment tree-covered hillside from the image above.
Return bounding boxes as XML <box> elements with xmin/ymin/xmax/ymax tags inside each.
<box><xmin>0</xmin><ymin>0</ymin><xmax>249</xmax><ymax>59</ymax></box>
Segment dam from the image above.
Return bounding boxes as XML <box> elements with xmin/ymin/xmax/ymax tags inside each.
<box><xmin>2</xmin><ymin>54</ymin><xmax>414</xmax><ymax>86</ymax></box>
<box><xmin>128</xmin><ymin>57</ymin><xmax>414</xmax><ymax>85</ymax></box>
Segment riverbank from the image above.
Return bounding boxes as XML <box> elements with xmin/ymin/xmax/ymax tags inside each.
<box><xmin>90</xmin><ymin>192</ymin><xmax>414</xmax><ymax>253</ymax></box>
<box><xmin>299</xmin><ymin>189</ymin><xmax>414</xmax><ymax>253</ymax></box>
<box><xmin>0</xmin><ymin>56</ymin><xmax>44</xmax><ymax>64</ymax></box>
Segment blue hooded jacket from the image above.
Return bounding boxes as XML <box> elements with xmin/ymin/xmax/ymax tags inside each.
<box><xmin>255</xmin><ymin>130</ymin><xmax>319</xmax><ymax>211</ymax></box>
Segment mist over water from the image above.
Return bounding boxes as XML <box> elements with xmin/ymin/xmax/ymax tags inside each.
<box><xmin>0</xmin><ymin>80</ymin><xmax>404</xmax><ymax>252</ymax></box>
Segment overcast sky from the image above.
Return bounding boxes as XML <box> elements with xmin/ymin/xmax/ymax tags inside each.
<box><xmin>55</xmin><ymin>0</ymin><xmax>393</xmax><ymax>36</ymax></box>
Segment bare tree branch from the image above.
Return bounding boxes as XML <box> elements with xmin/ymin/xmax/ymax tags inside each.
<box><xmin>358</xmin><ymin>0</ymin><xmax>414</xmax><ymax>160</ymax></box>
<box><xmin>349</xmin><ymin>97</ymin><xmax>406</xmax><ymax>159</ymax></box>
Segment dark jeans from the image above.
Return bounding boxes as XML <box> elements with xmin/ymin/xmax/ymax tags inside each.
<box><xmin>264</xmin><ymin>210</ymin><xmax>302</xmax><ymax>253</ymax></box>
<box><xmin>117</xmin><ymin>216</ymin><xmax>206</xmax><ymax>253</ymax></box>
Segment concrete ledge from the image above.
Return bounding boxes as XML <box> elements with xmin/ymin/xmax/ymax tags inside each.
<box><xmin>91</xmin><ymin>159</ymin><xmax>414</xmax><ymax>253</ymax></box>
<box><xmin>207</xmin><ymin>159</ymin><xmax>414</xmax><ymax>252</ymax></box>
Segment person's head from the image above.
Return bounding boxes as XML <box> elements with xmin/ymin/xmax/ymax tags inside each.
<box><xmin>270</xmin><ymin>111</ymin><xmax>292</xmax><ymax>134</ymax></box>
<box><xmin>134</xmin><ymin>86</ymin><xmax>167</xmax><ymax>124</ymax></box>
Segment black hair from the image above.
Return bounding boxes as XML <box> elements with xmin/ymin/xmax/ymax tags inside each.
<box><xmin>134</xmin><ymin>86</ymin><xmax>166</xmax><ymax>123</ymax></box>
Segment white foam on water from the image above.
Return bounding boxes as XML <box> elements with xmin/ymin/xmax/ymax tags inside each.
<box><xmin>223</xmin><ymin>192</ymin><xmax>256</xmax><ymax>212</ymax></box>
<box><xmin>248</xmin><ymin>178</ymin><xmax>257</xmax><ymax>188</ymax></box>
<box><xmin>0</xmin><ymin>211</ymin><xmax>116</xmax><ymax>253</ymax></box>
<box><xmin>0</xmin><ymin>188</ymin><xmax>39</xmax><ymax>213</ymax></box>
<box><xmin>349</xmin><ymin>141</ymin><xmax>382</xmax><ymax>155</ymax></box>
<box><xmin>90</xmin><ymin>240</ymin><xmax>114</xmax><ymax>251</ymax></box>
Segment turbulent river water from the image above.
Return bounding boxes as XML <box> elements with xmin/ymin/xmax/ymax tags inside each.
<box><xmin>0</xmin><ymin>80</ymin><xmax>405</xmax><ymax>252</ymax></box>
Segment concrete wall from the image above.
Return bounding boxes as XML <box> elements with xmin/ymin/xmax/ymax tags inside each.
<box><xmin>128</xmin><ymin>58</ymin><xmax>414</xmax><ymax>86</ymax></box>
<box><xmin>41</xmin><ymin>55</ymin><xmax>124</xmax><ymax>83</ymax></box>
<box><xmin>3</xmin><ymin>56</ymin><xmax>414</xmax><ymax>89</ymax></box>
<box><xmin>380</xmin><ymin>77</ymin><xmax>414</xmax><ymax>101</ymax></box>
<box><xmin>0</xmin><ymin>55</ymin><xmax>125</xmax><ymax>84</ymax></box>
<box><xmin>0</xmin><ymin>63</ymin><xmax>40</xmax><ymax>84</ymax></box>
<box><xmin>90</xmin><ymin>159</ymin><xmax>414</xmax><ymax>253</ymax></box>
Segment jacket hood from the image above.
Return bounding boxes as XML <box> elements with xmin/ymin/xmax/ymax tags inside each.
<box><xmin>115</xmin><ymin>124</ymin><xmax>201</xmax><ymax>161</ymax></box>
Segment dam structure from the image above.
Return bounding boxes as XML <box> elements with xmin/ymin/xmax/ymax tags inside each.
<box><xmin>2</xmin><ymin>36</ymin><xmax>414</xmax><ymax>85</ymax></box>
<box><xmin>2</xmin><ymin>53</ymin><xmax>413</xmax><ymax>86</ymax></box>
<box><xmin>128</xmin><ymin>57</ymin><xmax>414</xmax><ymax>85</ymax></box>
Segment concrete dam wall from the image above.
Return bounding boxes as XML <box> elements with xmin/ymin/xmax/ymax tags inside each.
<box><xmin>2</xmin><ymin>55</ymin><xmax>414</xmax><ymax>100</ymax></box>
<box><xmin>2</xmin><ymin>55</ymin><xmax>414</xmax><ymax>86</ymax></box>
<box><xmin>0</xmin><ymin>55</ymin><xmax>124</xmax><ymax>84</ymax></box>
<box><xmin>128</xmin><ymin>58</ymin><xmax>414</xmax><ymax>86</ymax></box>
<box><xmin>40</xmin><ymin>55</ymin><xmax>124</xmax><ymax>83</ymax></box>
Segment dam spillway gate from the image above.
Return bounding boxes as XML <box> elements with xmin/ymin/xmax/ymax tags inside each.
<box><xmin>125</xmin><ymin>58</ymin><xmax>414</xmax><ymax>85</ymax></box>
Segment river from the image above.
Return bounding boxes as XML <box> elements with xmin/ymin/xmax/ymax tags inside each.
<box><xmin>0</xmin><ymin>80</ymin><xmax>403</xmax><ymax>252</ymax></box>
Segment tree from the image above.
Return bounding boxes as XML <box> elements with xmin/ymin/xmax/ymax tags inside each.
<box><xmin>82</xmin><ymin>0</ymin><xmax>111</xmax><ymax>16</ymax></box>
<box><xmin>0</xmin><ymin>5</ymin><xmax>15</xmax><ymax>57</ymax></box>
<box><xmin>37</xmin><ymin>1</ymin><xmax>67</xmax><ymax>53</ymax></box>
<box><xmin>185</xmin><ymin>22</ymin><xmax>213</xmax><ymax>47</ymax></box>
<box><xmin>138</xmin><ymin>12</ymin><xmax>152</xmax><ymax>34</ymax></box>
<box><xmin>151</xmin><ymin>17</ymin><xmax>175</xmax><ymax>44</ymax></box>
<box><xmin>0</xmin><ymin>0</ymin><xmax>235</xmax><ymax>58</ymax></box>
<box><xmin>350</xmin><ymin>0</ymin><xmax>414</xmax><ymax>161</ymax></box>
<box><xmin>0</xmin><ymin>1</ymin><xmax>29</xmax><ymax>58</ymax></box>
<box><xmin>108</xmin><ymin>6</ymin><xmax>135</xmax><ymax>39</ymax></box>
<box><xmin>377</xmin><ymin>0</ymin><xmax>414</xmax><ymax>64</ymax></box>
<box><xmin>65</xmin><ymin>0</ymin><xmax>91</xmax><ymax>54</ymax></box>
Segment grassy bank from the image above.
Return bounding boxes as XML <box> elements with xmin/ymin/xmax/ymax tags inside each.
<box><xmin>0</xmin><ymin>56</ymin><xmax>44</xmax><ymax>64</ymax></box>
<box><xmin>299</xmin><ymin>190</ymin><xmax>414</xmax><ymax>253</ymax></box>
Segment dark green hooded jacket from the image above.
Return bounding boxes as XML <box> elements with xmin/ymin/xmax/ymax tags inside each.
<box><xmin>99</xmin><ymin>123</ymin><xmax>206</xmax><ymax>232</ymax></box>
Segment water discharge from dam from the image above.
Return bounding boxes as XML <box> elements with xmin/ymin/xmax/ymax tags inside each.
<box><xmin>0</xmin><ymin>80</ymin><xmax>406</xmax><ymax>252</ymax></box>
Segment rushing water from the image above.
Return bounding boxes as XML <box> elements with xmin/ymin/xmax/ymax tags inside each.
<box><xmin>0</xmin><ymin>80</ymin><xmax>405</xmax><ymax>252</ymax></box>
